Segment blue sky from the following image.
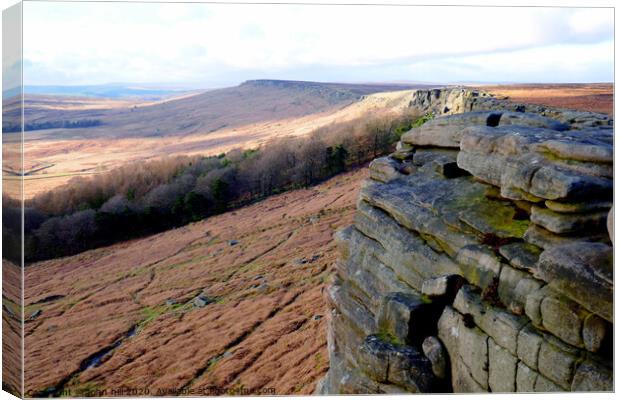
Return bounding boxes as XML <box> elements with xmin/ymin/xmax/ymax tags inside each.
<box><xmin>20</xmin><ymin>3</ymin><xmax>614</xmax><ymax>87</ymax></box>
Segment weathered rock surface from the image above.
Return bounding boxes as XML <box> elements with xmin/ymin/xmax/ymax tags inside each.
<box><xmin>421</xmin><ymin>275</ymin><xmax>464</xmax><ymax>299</ymax></box>
<box><xmin>536</xmin><ymin>242</ymin><xmax>613</xmax><ymax>322</ymax></box>
<box><xmin>359</xmin><ymin>335</ymin><xmax>436</xmax><ymax>392</ymax></box>
<box><xmin>530</xmin><ymin>206</ymin><xmax>608</xmax><ymax>234</ymax></box>
<box><xmin>422</xmin><ymin>336</ymin><xmax>448</xmax><ymax>380</ymax></box>
<box><xmin>401</xmin><ymin>111</ymin><xmax>501</xmax><ymax>148</ymax></box>
<box><xmin>497</xmin><ymin>111</ymin><xmax>570</xmax><ymax>131</ymax></box>
<box><xmin>321</xmin><ymin>87</ymin><xmax>613</xmax><ymax>394</ymax></box>
<box><xmin>457</xmin><ymin>125</ymin><xmax>613</xmax><ymax>201</ymax></box>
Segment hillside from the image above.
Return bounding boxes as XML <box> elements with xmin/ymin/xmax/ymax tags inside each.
<box><xmin>6</xmin><ymin>85</ymin><xmax>614</xmax><ymax>397</ymax></box>
<box><xmin>16</xmin><ymin>87</ymin><xmax>422</xmax><ymax>198</ymax></box>
<box><xmin>21</xmin><ymin>169</ymin><xmax>367</xmax><ymax>396</ymax></box>
<box><xmin>9</xmin><ymin>80</ymin><xmax>425</xmax><ymax>139</ymax></box>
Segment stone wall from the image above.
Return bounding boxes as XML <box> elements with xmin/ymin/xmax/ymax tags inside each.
<box><xmin>317</xmin><ymin>88</ymin><xmax>613</xmax><ymax>394</ymax></box>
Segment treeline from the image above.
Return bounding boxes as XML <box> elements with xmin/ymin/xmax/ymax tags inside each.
<box><xmin>3</xmin><ymin>119</ymin><xmax>102</xmax><ymax>133</ymax></box>
<box><xmin>3</xmin><ymin>110</ymin><xmax>429</xmax><ymax>263</ymax></box>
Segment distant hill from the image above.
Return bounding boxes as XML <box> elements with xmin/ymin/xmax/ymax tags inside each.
<box><xmin>23</xmin><ymin>84</ymin><xmax>187</xmax><ymax>99</ymax></box>
<box><xmin>10</xmin><ymin>80</ymin><xmax>428</xmax><ymax>138</ymax></box>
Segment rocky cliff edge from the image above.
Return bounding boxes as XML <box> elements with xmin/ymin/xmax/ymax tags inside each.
<box><xmin>317</xmin><ymin>87</ymin><xmax>613</xmax><ymax>394</ymax></box>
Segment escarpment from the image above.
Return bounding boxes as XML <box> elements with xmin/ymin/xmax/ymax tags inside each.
<box><xmin>317</xmin><ymin>88</ymin><xmax>613</xmax><ymax>394</ymax></box>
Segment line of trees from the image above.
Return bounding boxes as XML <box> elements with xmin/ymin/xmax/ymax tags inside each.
<box><xmin>3</xmin><ymin>119</ymin><xmax>102</xmax><ymax>133</ymax></box>
<box><xmin>3</xmin><ymin>110</ymin><xmax>428</xmax><ymax>263</ymax></box>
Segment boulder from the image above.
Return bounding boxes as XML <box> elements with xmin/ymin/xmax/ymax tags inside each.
<box><xmin>456</xmin><ymin>245</ymin><xmax>502</xmax><ymax>291</ymax></box>
<box><xmin>358</xmin><ymin>335</ymin><xmax>436</xmax><ymax>392</ymax></box>
<box><xmin>401</xmin><ymin>111</ymin><xmax>501</xmax><ymax>148</ymax></box>
<box><xmin>544</xmin><ymin>199</ymin><xmax>612</xmax><ymax>213</ymax></box>
<box><xmin>510</xmin><ymin>277</ymin><xmax>544</xmax><ymax>315</ymax></box>
<box><xmin>536</xmin><ymin>242</ymin><xmax>612</xmax><ymax>322</ymax></box>
<box><xmin>498</xmin><ymin>242</ymin><xmax>542</xmax><ymax>272</ymax></box>
<box><xmin>437</xmin><ymin>306</ymin><xmax>489</xmax><ymax>390</ymax></box>
<box><xmin>422</xmin><ymin>336</ymin><xmax>448</xmax><ymax>380</ymax></box>
<box><xmin>540</xmin><ymin>294</ymin><xmax>588</xmax><ymax>347</ymax></box>
<box><xmin>453</xmin><ymin>285</ymin><xmax>528</xmax><ymax>355</ymax></box>
<box><xmin>524</xmin><ymin>224</ymin><xmax>607</xmax><ymax>250</ymax></box>
<box><xmin>537</xmin><ymin>335</ymin><xmax>581</xmax><ymax>390</ymax></box>
<box><xmin>582</xmin><ymin>313</ymin><xmax>610</xmax><ymax>353</ymax></box>
<box><xmin>193</xmin><ymin>294</ymin><xmax>213</xmax><ymax>308</ymax></box>
<box><xmin>571</xmin><ymin>359</ymin><xmax>613</xmax><ymax>391</ymax></box>
<box><xmin>360</xmin><ymin>169</ymin><xmax>528</xmax><ymax>256</ymax></box>
<box><xmin>497</xmin><ymin>111</ymin><xmax>569</xmax><ymax>131</ymax></box>
<box><xmin>326</xmin><ymin>282</ymin><xmax>376</xmax><ymax>337</ymax></box>
<box><xmin>451</xmin><ymin>356</ymin><xmax>487</xmax><ymax>393</ymax></box>
<box><xmin>369</xmin><ymin>157</ymin><xmax>402</xmax><ymax>183</ymax></box>
<box><xmin>530</xmin><ymin>206</ymin><xmax>608</xmax><ymax>234</ymax></box>
<box><xmin>353</xmin><ymin>202</ymin><xmax>460</xmax><ymax>289</ymax></box>
<box><xmin>458</xmin><ymin>125</ymin><xmax>613</xmax><ymax>202</ymax></box>
<box><xmin>524</xmin><ymin>285</ymin><xmax>550</xmax><ymax>328</ymax></box>
<box><xmin>376</xmin><ymin>292</ymin><xmax>436</xmax><ymax>345</ymax></box>
<box><xmin>498</xmin><ymin>265</ymin><xmax>528</xmax><ymax>314</ymax></box>
<box><xmin>392</xmin><ymin>142</ymin><xmax>414</xmax><ymax>160</ymax></box>
<box><xmin>334</xmin><ymin>226</ymin><xmax>353</xmax><ymax>259</ymax></box>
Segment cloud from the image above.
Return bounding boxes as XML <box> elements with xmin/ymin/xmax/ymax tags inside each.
<box><xmin>22</xmin><ymin>3</ymin><xmax>614</xmax><ymax>85</ymax></box>
<box><xmin>402</xmin><ymin>41</ymin><xmax>614</xmax><ymax>83</ymax></box>
<box><xmin>3</xmin><ymin>3</ymin><xmax>22</xmax><ymax>94</ymax></box>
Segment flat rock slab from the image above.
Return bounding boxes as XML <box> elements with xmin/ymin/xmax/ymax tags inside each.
<box><xmin>498</xmin><ymin>111</ymin><xmax>569</xmax><ymax>131</ymax></box>
<box><xmin>530</xmin><ymin>206</ymin><xmax>608</xmax><ymax>234</ymax></box>
<box><xmin>360</xmin><ymin>165</ymin><xmax>530</xmax><ymax>259</ymax></box>
<box><xmin>401</xmin><ymin>110</ymin><xmax>569</xmax><ymax>149</ymax></box>
<box><xmin>499</xmin><ymin>242</ymin><xmax>542</xmax><ymax>272</ymax></box>
<box><xmin>458</xmin><ymin>125</ymin><xmax>613</xmax><ymax>202</ymax></box>
<box><xmin>401</xmin><ymin>111</ymin><xmax>501</xmax><ymax>148</ymax></box>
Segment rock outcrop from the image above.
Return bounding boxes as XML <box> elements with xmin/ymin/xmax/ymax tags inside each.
<box><xmin>318</xmin><ymin>88</ymin><xmax>613</xmax><ymax>394</ymax></box>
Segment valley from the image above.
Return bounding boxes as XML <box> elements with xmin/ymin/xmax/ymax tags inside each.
<box><xmin>22</xmin><ymin>169</ymin><xmax>366</xmax><ymax>396</ymax></box>
<box><xmin>10</xmin><ymin>81</ymin><xmax>425</xmax><ymax>198</ymax></box>
<box><xmin>5</xmin><ymin>81</ymin><xmax>614</xmax><ymax>396</ymax></box>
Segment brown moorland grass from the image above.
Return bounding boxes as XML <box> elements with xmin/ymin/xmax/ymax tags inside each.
<box><xmin>2</xmin><ymin>260</ymin><xmax>22</xmax><ymax>396</ymax></box>
<box><xmin>23</xmin><ymin>168</ymin><xmax>366</xmax><ymax>396</ymax></box>
<box><xmin>476</xmin><ymin>83</ymin><xmax>613</xmax><ymax>115</ymax></box>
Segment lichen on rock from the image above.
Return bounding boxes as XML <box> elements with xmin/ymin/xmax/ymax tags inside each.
<box><xmin>319</xmin><ymin>87</ymin><xmax>613</xmax><ymax>394</ymax></box>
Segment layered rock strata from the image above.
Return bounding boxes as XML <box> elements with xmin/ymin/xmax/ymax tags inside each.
<box><xmin>318</xmin><ymin>88</ymin><xmax>613</xmax><ymax>394</ymax></box>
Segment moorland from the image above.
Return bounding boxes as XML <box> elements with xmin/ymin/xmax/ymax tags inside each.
<box><xmin>2</xmin><ymin>80</ymin><xmax>613</xmax><ymax>396</ymax></box>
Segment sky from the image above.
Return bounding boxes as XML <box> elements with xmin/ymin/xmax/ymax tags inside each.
<box><xmin>16</xmin><ymin>2</ymin><xmax>615</xmax><ymax>88</ymax></box>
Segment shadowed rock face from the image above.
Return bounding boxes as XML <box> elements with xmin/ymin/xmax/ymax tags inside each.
<box><xmin>319</xmin><ymin>88</ymin><xmax>613</xmax><ymax>394</ymax></box>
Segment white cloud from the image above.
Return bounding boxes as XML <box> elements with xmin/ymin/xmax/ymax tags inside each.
<box><xmin>22</xmin><ymin>3</ymin><xmax>614</xmax><ymax>85</ymax></box>
<box><xmin>403</xmin><ymin>41</ymin><xmax>614</xmax><ymax>83</ymax></box>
